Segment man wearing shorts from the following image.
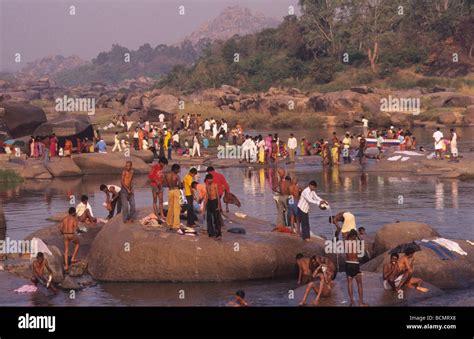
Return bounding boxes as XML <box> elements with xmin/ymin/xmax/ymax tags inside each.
<box><xmin>60</xmin><ymin>207</ymin><xmax>80</xmax><ymax>271</ymax></box>
<box><xmin>345</xmin><ymin>230</ymin><xmax>368</xmax><ymax>306</ymax></box>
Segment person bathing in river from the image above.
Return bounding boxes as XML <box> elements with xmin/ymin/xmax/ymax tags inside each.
<box><xmin>31</xmin><ymin>252</ymin><xmax>57</xmax><ymax>293</ymax></box>
<box><xmin>100</xmin><ymin>184</ymin><xmax>122</xmax><ymax>220</ymax></box>
<box><xmin>76</xmin><ymin>195</ymin><xmax>97</xmax><ymax>223</ymax></box>
<box><xmin>299</xmin><ymin>255</ymin><xmax>334</xmax><ymax>305</ymax></box>
<box><xmin>60</xmin><ymin>207</ymin><xmax>80</xmax><ymax>271</ymax></box>
<box><xmin>329</xmin><ymin>211</ymin><xmax>357</xmax><ymax>240</ymax></box>
<box><xmin>296</xmin><ymin>253</ymin><xmax>312</xmax><ymax>285</ymax></box>
<box><xmin>227</xmin><ymin>290</ymin><xmax>248</xmax><ymax>307</ymax></box>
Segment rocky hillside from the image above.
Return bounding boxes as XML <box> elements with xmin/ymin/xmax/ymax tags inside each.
<box><xmin>183</xmin><ymin>5</ymin><xmax>280</xmax><ymax>46</ymax></box>
<box><xmin>16</xmin><ymin>55</ymin><xmax>87</xmax><ymax>82</ymax></box>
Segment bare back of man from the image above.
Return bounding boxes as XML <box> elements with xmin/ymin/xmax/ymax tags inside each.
<box><xmin>60</xmin><ymin>214</ymin><xmax>80</xmax><ymax>271</ymax></box>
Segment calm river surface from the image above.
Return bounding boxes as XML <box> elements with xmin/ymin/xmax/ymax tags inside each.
<box><xmin>0</xmin><ymin>127</ymin><xmax>473</xmax><ymax>306</ymax></box>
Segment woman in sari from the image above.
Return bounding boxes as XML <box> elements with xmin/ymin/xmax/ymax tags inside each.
<box><xmin>50</xmin><ymin>134</ymin><xmax>58</xmax><ymax>157</ymax></box>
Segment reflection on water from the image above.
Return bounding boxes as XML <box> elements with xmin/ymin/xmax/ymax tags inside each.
<box><xmin>1</xmin><ymin>163</ymin><xmax>473</xmax><ymax>306</ymax></box>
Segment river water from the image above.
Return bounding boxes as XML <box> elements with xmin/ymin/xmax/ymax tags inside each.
<box><xmin>0</xmin><ymin>128</ymin><xmax>473</xmax><ymax>306</ymax></box>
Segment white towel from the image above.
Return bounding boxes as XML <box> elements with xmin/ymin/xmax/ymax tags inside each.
<box><xmin>432</xmin><ymin>238</ymin><xmax>467</xmax><ymax>256</ymax></box>
<box><xmin>401</xmin><ymin>157</ymin><xmax>410</xmax><ymax>162</ymax></box>
<box><xmin>14</xmin><ymin>284</ymin><xmax>38</xmax><ymax>293</ymax></box>
<box><xmin>387</xmin><ymin>155</ymin><xmax>402</xmax><ymax>161</ymax></box>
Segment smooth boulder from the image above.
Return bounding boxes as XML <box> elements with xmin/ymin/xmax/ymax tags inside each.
<box><xmin>88</xmin><ymin>209</ymin><xmax>327</xmax><ymax>282</ymax></box>
<box><xmin>45</xmin><ymin>158</ymin><xmax>83</xmax><ymax>177</ymax></box>
<box><xmin>374</xmin><ymin>222</ymin><xmax>440</xmax><ymax>256</ymax></box>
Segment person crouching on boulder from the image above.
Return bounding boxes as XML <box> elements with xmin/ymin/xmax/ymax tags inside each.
<box><xmin>383</xmin><ymin>253</ymin><xmax>403</xmax><ymax>292</ymax></box>
<box><xmin>31</xmin><ymin>252</ymin><xmax>57</xmax><ymax>294</ymax></box>
<box><xmin>296</xmin><ymin>253</ymin><xmax>312</xmax><ymax>285</ymax></box>
<box><xmin>76</xmin><ymin>195</ymin><xmax>97</xmax><ymax>223</ymax></box>
<box><xmin>397</xmin><ymin>247</ymin><xmax>429</xmax><ymax>293</ymax></box>
<box><xmin>299</xmin><ymin>255</ymin><xmax>333</xmax><ymax>306</ymax></box>
<box><xmin>227</xmin><ymin>290</ymin><xmax>248</xmax><ymax>307</ymax></box>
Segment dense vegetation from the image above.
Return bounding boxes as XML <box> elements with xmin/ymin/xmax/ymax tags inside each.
<box><xmin>158</xmin><ymin>0</ymin><xmax>474</xmax><ymax>93</ymax></box>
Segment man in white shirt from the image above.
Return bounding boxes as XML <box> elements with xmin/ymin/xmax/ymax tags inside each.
<box><xmin>204</xmin><ymin>119</ymin><xmax>211</xmax><ymax>132</ymax></box>
<box><xmin>240</xmin><ymin>135</ymin><xmax>253</xmax><ymax>163</ymax></box>
<box><xmin>191</xmin><ymin>133</ymin><xmax>201</xmax><ymax>157</ymax></box>
<box><xmin>432</xmin><ymin>127</ymin><xmax>444</xmax><ymax>159</ymax></box>
<box><xmin>158</xmin><ymin>113</ymin><xmax>165</xmax><ymax>123</ymax></box>
<box><xmin>287</xmin><ymin>133</ymin><xmax>298</xmax><ymax>164</ymax></box>
<box><xmin>449</xmin><ymin>128</ymin><xmax>458</xmax><ymax>161</ymax></box>
<box><xmin>361</xmin><ymin>116</ymin><xmax>369</xmax><ymax>136</ymax></box>
<box><xmin>297</xmin><ymin>181</ymin><xmax>329</xmax><ymax>240</ymax></box>
<box><xmin>112</xmin><ymin>132</ymin><xmax>122</xmax><ymax>152</ymax></box>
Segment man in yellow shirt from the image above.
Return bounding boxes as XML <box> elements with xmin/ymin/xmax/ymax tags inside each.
<box><xmin>183</xmin><ymin>167</ymin><xmax>198</xmax><ymax>227</ymax></box>
<box><xmin>329</xmin><ymin>211</ymin><xmax>357</xmax><ymax>240</ymax></box>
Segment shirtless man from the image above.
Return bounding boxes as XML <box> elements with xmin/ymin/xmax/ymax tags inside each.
<box><xmin>397</xmin><ymin>247</ymin><xmax>429</xmax><ymax>293</ymax></box>
<box><xmin>148</xmin><ymin>157</ymin><xmax>168</xmax><ymax>220</ymax></box>
<box><xmin>165</xmin><ymin>164</ymin><xmax>182</xmax><ymax>229</ymax></box>
<box><xmin>299</xmin><ymin>255</ymin><xmax>333</xmax><ymax>305</ymax></box>
<box><xmin>31</xmin><ymin>252</ymin><xmax>57</xmax><ymax>293</ymax></box>
<box><xmin>273</xmin><ymin>170</ymin><xmax>290</xmax><ymax>227</ymax></box>
<box><xmin>121</xmin><ymin>161</ymin><xmax>136</xmax><ymax>223</ymax></box>
<box><xmin>227</xmin><ymin>290</ymin><xmax>248</xmax><ymax>307</ymax></box>
<box><xmin>60</xmin><ymin>207</ymin><xmax>80</xmax><ymax>271</ymax></box>
<box><xmin>288</xmin><ymin>177</ymin><xmax>301</xmax><ymax>235</ymax></box>
<box><xmin>383</xmin><ymin>253</ymin><xmax>403</xmax><ymax>291</ymax></box>
<box><xmin>296</xmin><ymin>253</ymin><xmax>312</xmax><ymax>285</ymax></box>
<box><xmin>345</xmin><ymin>230</ymin><xmax>368</xmax><ymax>306</ymax></box>
<box><xmin>203</xmin><ymin>173</ymin><xmax>222</xmax><ymax>239</ymax></box>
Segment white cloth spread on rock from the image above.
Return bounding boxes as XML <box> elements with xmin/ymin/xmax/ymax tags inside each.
<box><xmin>431</xmin><ymin>238</ymin><xmax>467</xmax><ymax>256</ymax></box>
<box><xmin>14</xmin><ymin>285</ymin><xmax>38</xmax><ymax>293</ymax></box>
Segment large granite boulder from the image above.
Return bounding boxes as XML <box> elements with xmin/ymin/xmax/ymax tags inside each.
<box><xmin>374</xmin><ymin>222</ymin><xmax>440</xmax><ymax>256</ymax></box>
<box><xmin>437</xmin><ymin>111</ymin><xmax>457</xmax><ymax>125</ymax></box>
<box><xmin>0</xmin><ymin>102</ymin><xmax>47</xmax><ymax>138</ymax></box>
<box><xmin>45</xmin><ymin>158</ymin><xmax>83</xmax><ymax>177</ymax></box>
<box><xmin>88</xmin><ymin>209</ymin><xmax>327</xmax><ymax>282</ymax></box>
<box><xmin>362</xmin><ymin>239</ymin><xmax>474</xmax><ymax>289</ymax></box>
<box><xmin>21</xmin><ymin>163</ymin><xmax>53</xmax><ymax>179</ymax></box>
<box><xmin>463</xmin><ymin>105</ymin><xmax>474</xmax><ymax>125</ymax></box>
<box><xmin>149</xmin><ymin>94</ymin><xmax>179</xmax><ymax>114</ymax></box>
<box><xmin>308</xmin><ymin>90</ymin><xmax>381</xmax><ymax>114</ymax></box>
<box><xmin>72</xmin><ymin>153</ymin><xmax>150</xmax><ymax>175</ymax></box>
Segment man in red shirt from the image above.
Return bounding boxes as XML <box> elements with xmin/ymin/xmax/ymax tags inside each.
<box><xmin>206</xmin><ymin>166</ymin><xmax>231</xmax><ymax>213</ymax></box>
<box><xmin>149</xmin><ymin>157</ymin><xmax>168</xmax><ymax>219</ymax></box>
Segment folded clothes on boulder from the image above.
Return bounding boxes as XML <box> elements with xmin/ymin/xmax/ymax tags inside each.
<box><xmin>140</xmin><ymin>213</ymin><xmax>161</xmax><ymax>227</ymax></box>
<box><xmin>14</xmin><ymin>284</ymin><xmax>38</xmax><ymax>293</ymax></box>
<box><xmin>415</xmin><ymin>241</ymin><xmax>452</xmax><ymax>260</ymax></box>
<box><xmin>272</xmin><ymin>226</ymin><xmax>292</xmax><ymax>234</ymax></box>
<box><xmin>431</xmin><ymin>238</ymin><xmax>467</xmax><ymax>256</ymax></box>
<box><xmin>227</xmin><ymin>227</ymin><xmax>246</xmax><ymax>235</ymax></box>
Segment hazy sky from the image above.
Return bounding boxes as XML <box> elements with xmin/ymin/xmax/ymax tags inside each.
<box><xmin>0</xmin><ymin>0</ymin><xmax>301</xmax><ymax>71</ymax></box>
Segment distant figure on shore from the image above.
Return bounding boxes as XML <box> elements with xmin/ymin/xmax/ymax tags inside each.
<box><xmin>287</xmin><ymin>133</ymin><xmax>298</xmax><ymax>164</ymax></box>
<box><xmin>345</xmin><ymin>230</ymin><xmax>368</xmax><ymax>307</ymax></box>
<box><xmin>100</xmin><ymin>184</ymin><xmax>122</xmax><ymax>220</ymax></box>
<box><xmin>288</xmin><ymin>177</ymin><xmax>301</xmax><ymax>235</ymax></box>
<box><xmin>449</xmin><ymin>128</ymin><xmax>459</xmax><ymax>162</ymax></box>
<box><xmin>121</xmin><ymin>161</ymin><xmax>136</xmax><ymax>224</ymax></box>
<box><xmin>433</xmin><ymin>127</ymin><xmax>444</xmax><ymax>159</ymax></box>
<box><xmin>149</xmin><ymin>157</ymin><xmax>168</xmax><ymax>220</ymax></box>
<box><xmin>357</xmin><ymin>135</ymin><xmax>367</xmax><ymax>165</ymax></box>
<box><xmin>76</xmin><ymin>195</ymin><xmax>97</xmax><ymax>223</ymax></box>
<box><xmin>60</xmin><ymin>207</ymin><xmax>80</xmax><ymax>271</ymax></box>
<box><xmin>203</xmin><ymin>173</ymin><xmax>222</xmax><ymax>240</ymax></box>
<box><xmin>112</xmin><ymin>132</ymin><xmax>122</xmax><ymax>152</ymax></box>
<box><xmin>227</xmin><ymin>290</ymin><xmax>248</xmax><ymax>307</ymax></box>
<box><xmin>31</xmin><ymin>252</ymin><xmax>57</xmax><ymax>293</ymax></box>
<box><xmin>165</xmin><ymin>164</ymin><xmax>182</xmax><ymax>230</ymax></box>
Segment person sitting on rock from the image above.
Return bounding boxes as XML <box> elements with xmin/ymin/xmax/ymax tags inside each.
<box><xmin>299</xmin><ymin>255</ymin><xmax>334</xmax><ymax>306</ymax></box>
<box><xmin>383</xmin><ymin>253</ymin><xmax>403</xmax><ymax>292</ymax></box>
<box><xmin>397</xmin><ymin>247</ymin><xmax>429</xmax><ymax>293</ymax></box>
<box><xmin>31</xmin><ymin>252</ymin><xmax>57</xmax><ymax>294</ymax></box>
<box><xmin>76</xmin><ymin>195</ymin><xmax>97</xmax><ymax>223</ymax></box>
<box><xmin>227</xmin><ymin>290</ymin><xmax>248</xmax><ymax>307</ymax></box>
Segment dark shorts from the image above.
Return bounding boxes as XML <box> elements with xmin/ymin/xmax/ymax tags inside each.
<box><xmin>345</xmin><ymin>262</ymin><xmax>361</xmax><ymax>278</ymax></box>
<box><xmin>152</xmin><ymin>185</ymin><xmax>163</xmax><ymax>194</ymax></box>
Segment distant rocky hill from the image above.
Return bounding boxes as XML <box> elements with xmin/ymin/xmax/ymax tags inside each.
<box><xmin>16</xmin><ymin>55</ymin><xmax>87</xmax><ymax>81</ymax></box>
<box><xmin>183</xmin><ymin>5</ymin><xmax>281</xmax><ymax>46</ymax></box>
